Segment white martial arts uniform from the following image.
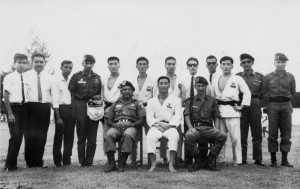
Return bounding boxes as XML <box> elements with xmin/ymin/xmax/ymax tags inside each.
<box><xmin>211</xmin><ymin>74</ymin><xmax>251</xmax><ymax>164</ymax></box>
<box><xmin>131</xmin><ymin>76</ymin><xmax>156</xmax><ymax>105</ymax></box>
<box><xmin>146</xmin><ymin>95</ymin><xmax>182</xmax><ymax>154</ymax></box>
<box><xmin>103</xmin><ymin>74</ymin><xmax>126</xmax><ymax>104</ymax></box>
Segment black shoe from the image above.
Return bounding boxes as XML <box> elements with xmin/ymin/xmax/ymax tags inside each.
<box><xmin>204</xmin><ymin>161</ymin><xmax>220</xmax><ymax>171</ymax></box>
<box><xmin>188</xmin><ymin>162</ymin><xmax>201</xmax><ymax>172</ymax></box>
<box><xmin>55</xmin><ymin>163</ymin><xmax>62</xmax><ymax>167</ymax></box>
<box><xmin>254</xmin><ymin>161</ymin><xmax>265</xmax><ymax>166</ymax></box>
<box><xmin>162</xmin><ymin>158</ymin><xmax>168</xmax><ymax>164</ymax></box>
<box><xmin>3</xmin><ymin>166</ymin><xmax>17</xmax><ymax>172</ymax></box>
<box><xmin>242</xmin><ymin>161</ymin><xmax>248</xmax><ymax>165</ymax></box>
<box><xmin>104</xmin><ymin>164</ymin><xmax>117</xmax><ymax>173</ymax></box>
<box><xmin>281</xmin><ymin>161</ymin><xmax>293</xmax><ymax>168</ymax></box>
<box><xmin>105</xmin><ymin>152</ymin><xmax>117</xmax><ymax>173</ymax></box>
<box><xmin>270</xmin><ymin>162</ymin><xmax>277</xmax><ymax>167</ymax></box>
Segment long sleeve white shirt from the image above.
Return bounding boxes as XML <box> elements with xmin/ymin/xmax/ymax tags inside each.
<box><xmin>146</xmin><ymin>95</ymin><xmax>182</xmax><ymax>127</ymax></box>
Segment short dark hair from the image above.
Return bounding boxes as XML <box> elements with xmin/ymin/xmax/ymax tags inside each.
<box><xmin>157</xmin><ymin>76</ymin><xmax>170</xmax><ymax>84</ymax></box>
<box><xmin>61</xmin><ymin>60</ymin><xmax>73</xmax><ymax>67</ymax></box>
<box><xmin>107</xmin><ymin>56</ymin><xmax>119</xmax><ymax>63</ymax></box>
<box><xmin>206</xmin><ymin>55</ymin><xmax>217</xmax><ymax>63</ymax></box>
<box><xmin>136</xmin><ymin>57</ymin><xmax>149</xmax><ymax>65</ymax></box>
<box><xmin>186</xmin><ymin>57</ymin><xmax>199</xmax><ymax>65</ymax></box>
<box><xmin>14</xmin><ymin>53</ymin><xmax>28</xmax><ymax>63</ymax></box>
<box><xmin>31</xmin><ymin>53</ymin><xmax>45</xmax><ymax>61</ymax></box>
<box><xmin>165</xmin><ymin>56</ymin><xmax>176</xmax><ymax>64</ymax></box>
<box><xmin>220</xmin><ymin>56</ymin><xmax>234</xmax><ymax>64</ymax></box>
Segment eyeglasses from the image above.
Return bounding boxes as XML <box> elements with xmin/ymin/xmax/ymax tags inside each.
<box><xmin>187</xmin><ymin>63</ymin><xmax>198</xmax><ymax>67</ymax></box>
<box><xmin>207</xmin><ymin>62</ymin><xmax>217</xmax><ymax>66</ymax></box>
<box><xmin>241</xmin><ymin>60</ymin><xmax>252</xmax><ymax>64</ymax></box>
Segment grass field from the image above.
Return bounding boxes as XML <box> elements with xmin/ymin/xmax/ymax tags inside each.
<box><xmin>1</xmin><ymin>111</ymin><xmax>300</xmax><ymax>189</ymax></box>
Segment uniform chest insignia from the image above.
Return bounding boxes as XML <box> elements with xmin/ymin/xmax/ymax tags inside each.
<box><xmin>116</xmin><ymin>104</ymin><xmax>122</xmax><ymax>108</ymax></box>
<box><xmin>130</xmin><ymin>104</ymin><xmax>135</xmax><ymax>107</ymax></box>
<box><xmin>146</xmin><ymin>86</ymin><xmax>152</xmax><ymax>91</ymax></box>
<box><xmin>166</xmin><ymin>103</ymin><xmax>172</xmax><ymax>109</ymax></box>
<box><xmin>230</xmin><ymin>82</ymin><xmax>236</xmax><ymax>88</ymax></box>
<box><xmin>192</xmin><ymin>106</ymin><xmax>198</xmax><ymax>108</ymax></box>
<box><xmin>95</xmin><ymin>78</ymin><xmax>98</xmax><ymax>83</ymax></box>
<box><xmin>254</xmin><ymin>80</ymin><xmax>261</xmax><ymax>82</ymax></box>
<box><xmin>78</xmin><ymin>79</ymin><xmax>86</xmax><ymax>83</ymax></box>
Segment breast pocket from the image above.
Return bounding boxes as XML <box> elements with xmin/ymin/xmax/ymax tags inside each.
<box><xmin>269</xmin><ymin>80</ymin><xmax>278</xmax><ymax>88</ymax></box>
<box><xmin>281</xmin><ymin>78</ymin><xmax>291</xmax><ymax>89</ymax></box>
<box><xmin>78</xmin><ymin>82</ymin><xmax>87</xmax><ymax>91</ymax></box>
<box><xmin>252</xmin><ymin>80</ymin><xmax>261</xmax><ymax>88</ymax></box>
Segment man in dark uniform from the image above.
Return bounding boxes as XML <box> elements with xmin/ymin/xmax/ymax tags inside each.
<box><xmin>261</xmin><ymin>53</ymin><xmax>296</xmax><ymax>167</ymax></box>
<box><xmin>104</xmin><ymin>81</ymin><xmax>145</xmax><ymax>172</ymax></box>
<box><xmin>236</xmin><ymin>53</ymin><xmax>265</xmax><ymax>165</ymax></box>
<box><xmin>68</xmin><ymin>55</ymin><xmax>102</xmax><ymax>166</ymax></box>
<box><xmin>185</xmin><ymin>76</ymin><xmax>227</xmax><ymax>171</ymax></box>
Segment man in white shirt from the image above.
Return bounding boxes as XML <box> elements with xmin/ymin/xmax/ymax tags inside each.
<box><xmin>23</xmin><ymin>53</ymin><xmax>57</xmax><ymax>168</ymax></box>
<box><xmin>211</xmin><ymin>56</ymin><xmax>251</xmax><ymax>166</ymax></box>
<box><xmin>206</xmin><ymin>55</ymin><xmax>221</xmax><ymax>86</ymax></box>
<box><xmin>147</xmin><ymin>76</ymin><xmax>182</xmax><ymax>173</ymax></box>
<box><xmin>52</xmin><ymin>60</ymin><xmax>75</xmax><ymax>167</ymax></box>
<box><xmin>131</xmin><ymin>57</ymin><xmax>156</xmax><ymax>133</ymax></box>
<box><xmin>3</xmin><ymin>53</ymin><xmax>28</xmax><ymax>171</ymax></box>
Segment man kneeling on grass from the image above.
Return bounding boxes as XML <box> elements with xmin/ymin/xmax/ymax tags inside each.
<box><xmin>185</xmin><ymin>77</ymin><xmax>227</xmax><ymax>171</ymax></box>
<box><xmin>146</xmin><ymin>76</ymin><xmax>182</xmax><ymax>173</ymax></box>
<box><xmin>104</xmin><ymin>81</ymin><xmax>145</xmax><ymax>173</ymax></box>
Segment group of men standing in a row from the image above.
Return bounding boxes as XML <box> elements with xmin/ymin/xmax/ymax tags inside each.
<box><xmin>3</xmin><ymin>52</ymin><xmax>295</xmax><ymax>173</ymax></box>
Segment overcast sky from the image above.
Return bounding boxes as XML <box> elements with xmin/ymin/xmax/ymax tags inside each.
<box><xmin>1</xmin><ymin>0</ymin><xmax>300</xmax><ymax>89</ymax></box>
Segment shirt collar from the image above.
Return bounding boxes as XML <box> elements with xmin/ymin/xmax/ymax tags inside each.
<box><xmin>195</xmin><ymin>94</ymin><xmax>207</xmax><ymax>101</ymax></box>
<box><xmin>242</xmin><ymin>69</ymin><xmax>255</xmax><ymax>76</ymax></box>
<box><xmin>81</xmin><ymin>70</ymin><xmax>94</xmax><ymax>76</ymax></box>
<box><xmin>274</xmin><ymin>70</ymin><xmax>287</xmax><ymax>76</ymax></box>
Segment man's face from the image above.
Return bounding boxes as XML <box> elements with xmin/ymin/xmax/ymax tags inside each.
<box><xmin>136</xmin><ymin>60</ymin><xmax>149</xmax><ymax>73</ymax></box>
<box><xmin>274</xmin><ymin>59</ymin><xmax>287</xmax><ymax>71</ymax></box>
<box><xmin>120</xmin><ymin>86</ymin><xmax>133</xmax><ymax>99</ymax></box>
<box><xmin>14</xmin><ymin>59</ymin><xmax>28</xmax><ymax>73</ymax></box>
<box><xmin>157</xmin><ymin>78</ymin><xmax>170</xmax><ymax>93</ymax></box>
<box><xmin>206</xmin><ymin>58</ymin><xmax>218</xmax><ymax>74</ymax></box>
<box><xmin>61</xmin><ymin>63</ymin><xmax>73</xmax><ymax>77</ymax></box>
<box><xmin>32</xmin><ymin>56</ymin><xmax>46</xmax><ymax>72</ymax></box>
<box><xmin>240</xmin><ymin>59</ymin><xmax>253</xmax><ymax>71</ymax></box>
<box><xmin>165</xmin><ymin>59</ymin><xmax>176</xmax><ymax>74</ymax></box>
<box><xmin>220</xmin><ymin>60</ymin><xmax>233</xmax><ymax>74</ymax></box>
<box><xmin>194</xmin><ymin>83</ymin><xmax>207</xmax><ymax>96</ymax></box>
<box><xmin>108</xmin><ymin>60</ymin><xmax>120</xmax><ymax>74</ymax></box>
<box><xmin>82</xmin><ymin>61</ymin><xmax>95</xmax><ymax>72</ymax></box>
<box><xmin>187</xmin><ymin>60</ymin><xmax>198</xmax><ymax>76</ymax></box>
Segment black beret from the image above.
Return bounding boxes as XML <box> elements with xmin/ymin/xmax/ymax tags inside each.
<box><xmin>240</xmin><ymin>53</ymin><xmax>255</xmax><ymax>62</ymax></box>
<box><xmin>83</xmin><ymin>54</ymin><xmax>96</xmax><ymax>63</ymax></box>
<box><xmin>195</xmin><ymin>76</ymin><xmax>208</xmax><ymax>85</ymax></box>
<box><xmin>275</xmin><ymin>53</ymin><xmax>288</xmax><ymax>61</ymax></box>
<box><xmin>119</xmin><ymin>80</ymin><xmax>135</xmax><ymax>91</ymax></box>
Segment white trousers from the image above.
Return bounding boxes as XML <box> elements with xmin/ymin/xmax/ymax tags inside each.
<box><xmin>146</xmin><ymin>127</ymin><xmax>179</xmax><ymax>154</ymax></box>
<box><xmin>215</xmin><ymin>117</ymin><xmax>242</xmax><ymax>164</ymax></box>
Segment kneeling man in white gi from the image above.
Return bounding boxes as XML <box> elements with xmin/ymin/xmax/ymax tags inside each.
<box><xmin>147</xmin><ymin>76</ymin><xmax>182</xmax><ymax>172</ymax></box>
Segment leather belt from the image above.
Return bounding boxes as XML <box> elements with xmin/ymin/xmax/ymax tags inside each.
<box><xmin>269</xmin><ymin>96</ymin><xmax>291</xmax><ymax>103</ymax></box>
<box><xmin>114</xmin><ymin>119</ymin><xmax>134</xmax><ymax>123</ymax></box>
<box><xmin>251</xmin><ymin>95</ymin><xmax>260</xmax><ymax>98</ymax></box>
<box><xmin>10</xmin><ymin>102</ymin><xmax>25</xmax><ymax>106</ymax></box>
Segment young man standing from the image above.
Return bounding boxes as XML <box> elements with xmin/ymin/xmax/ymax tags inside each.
<box><xmin>261</xmin><ymin>53</ymin><xmax>296</xmax><ymax>167</ymax></box>
<box><xmin>236</xmin><ymin>53</ymin><xmax>264</xmax><ymax>165</ymax></box>
<box><xmin>23</xmin><ymin>53</ymin><xmax>56</xmax><ymax>168</ymax></box>
<box><xmin>146</xmin><ymin>76</ymin><xmax>182</xmax><ymax>173</ymax></box>
<box><xmin>206</xmin><ymin>55</ymin><xmax>221</xmax><ymax>85</ymax></box>
<box><xmin>3</xmin><ymin>53</ymin><xmax>28</xmax><ymax>171</ymax></box>
<box><xmin>52</xmin><ymin>60</ymin><xmax>75</xmax><ymax>167</ymax></box>
<box><xmin>211</xmin><ymin>56</ymin><xmax>251</xmax><ymax>166</ymax></box>
<box><xmin>68</xmin><ymin>55</ymin><xmax>102</xmax><ymax>166</ymax></box>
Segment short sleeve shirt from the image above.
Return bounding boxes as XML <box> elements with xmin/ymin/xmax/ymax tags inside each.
<box><xmin>105</xmin><ymin>97</ymin><xmax>146</xmax><ymax>122</ymax></box>
<box><xmin>68</xmin><ymin>71</ymin><xmax>102</xmax><ymax>100</ymax></box>
<box><xmin>184</xmin><ymin>95</ymin><xmax>219</xmax><ymax>127</ymax></box>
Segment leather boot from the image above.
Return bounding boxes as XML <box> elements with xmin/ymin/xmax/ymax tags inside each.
<box><xmin>203</xmin><ymin>153</ymin><xmax>219</xmax><ymax>171</ymax></box>
<box><xmin>104</xmin><ymin>152</ymin><xmax>117</xmax><ymax>173</ymax></box>
<box><xmin>188</xmin><ymin>154</ymin><xmax>201</xmax><ymax>172</ymax></box>
<box><xmin>270</xmin><ymin>152</ymin><xmax>277</xmax><ymax>167</ymax></box>
<box><xmin>281</xmin><ymin>152</ymin><xmax>293</xmax><ymax>168</ymax></box>
<box><xmin>118</xmin><ymin>152</ymin><xmax>129</xmax><ymax>172</ymax></box>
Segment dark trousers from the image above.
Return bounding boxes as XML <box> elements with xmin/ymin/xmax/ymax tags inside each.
<box><xmin>25</xmin><ymin>102</ymin><xmax>51</xmax><ymax>167</ymax></box>
<box><xmin>75</xmin><ymin>99</ymin><xmax>99</xmax><ymax>165</ymax></box>
<box><xmin>53</xmin><ymin>105</ymin><xmax>75</xmax><ymax>165</ymax></box>
<box><xmin>240</xmin><ymin>98</ymin><xmax>263</xmax><ymax>162</ymax></box>
<box><xmin>185</xmin><ymin>126</ymin><xmax>227</xmax><ymax>156</ymax></box>
<box><xmin>267</xmin><ymin>102</ymin><xmax>292</xmax><ymax>152</ymax></box>
<box><xmin>5</xmin><ymin>104</ymin><xmax>28</xmax><ymax>168</ymax></box>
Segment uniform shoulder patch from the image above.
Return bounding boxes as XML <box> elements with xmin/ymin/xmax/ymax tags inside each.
<box><xmin>236</xmin><ymin>72</ymin><xmax>243</xmax><ymax>76</ymax></box>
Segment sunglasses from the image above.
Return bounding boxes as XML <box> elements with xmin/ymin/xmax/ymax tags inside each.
<box><xmin>187</xmin><ymin>63</ymin><xmax>198</xmax><ymax>67</ymax></box>
<box><xmin>241</xmin><ymin>60</ymin><xmax>252</xmax><ymax>64</ymax></box>
<box><xmin>207</xmin><ymin>62</ymin><xmax>217</xmax><ymax>66</ymax></box>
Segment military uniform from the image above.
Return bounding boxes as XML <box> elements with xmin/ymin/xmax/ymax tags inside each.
<box><xmin>68</xmin><ymin>71</ymin><xmax>102</xmax><ymax>166</ymax></box>
<box><xmin>104</xmin><ymin>97</ymin><xmax>145</xmax><ymax>154</ymax></box>
<box><xmin>184</xmin><ymin>95</ymin><xmax>227</xmax><ymax>159</ymax></box>
<box><xmin>237</xmin><ymin>70</ymin><xmax>264</xmax><ymax>163</ymax></box>
<box><xmin>261</xmin><ymin>53</ymin><xmax>296</xmax><ymax>167</ymax></box>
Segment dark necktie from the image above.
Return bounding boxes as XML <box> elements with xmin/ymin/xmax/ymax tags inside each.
<box><xmin>209</xmin><ymin>74</ymin><xmax>212</xmax><ymax>84</ymax></box>
<box><xmin>190</xmin><ymin>76</ymin><xmax>194</xmax><ymax>97</ymax></box>
<box><xmin>37</xmin><ymin>72</ymin><xmax>42</xmax><ymax>102</ymax></box>
<box><xmin>21</xmin><ymin>74</ymin><xmax>25</xmax><ymax>103</ymax></box>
